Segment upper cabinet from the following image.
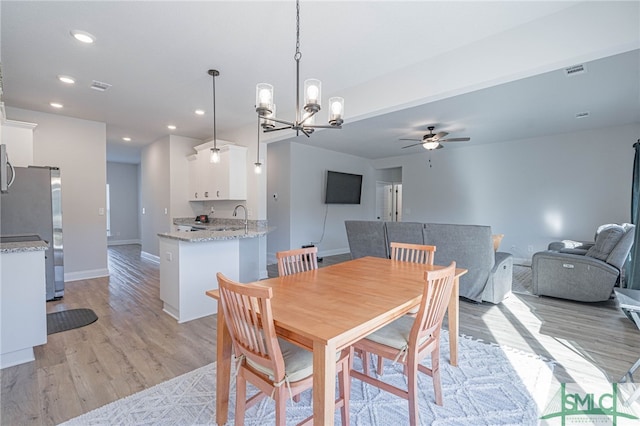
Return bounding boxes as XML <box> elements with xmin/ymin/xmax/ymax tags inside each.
<box><xmin>187</xmin><ymin>144</ymin><xmax>247</xmax><ymax>201</ymax></box>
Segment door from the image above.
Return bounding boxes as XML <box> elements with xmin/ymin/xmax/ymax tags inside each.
<box><xmin>375</xmin><ymin>181</ymin><xmax>402</xmax><ymax>222</ymax></box>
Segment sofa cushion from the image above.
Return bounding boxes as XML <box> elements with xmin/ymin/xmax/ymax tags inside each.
<box><xmin>423</xmin><ymin>223</ymin><xmax>494</xmax><ymax>303</ymax></box>
<box><xmin>344</xmin><ymin>220</ymin><xmax>388</xmax><ymax>259</ymax></box>
<box><xmin>585</xmin><ymin>225</ymin><xmax>625</xmax><ymax>261</ymax></box>
<box><xmin>385</xmin><ymin>221</ymin><xmax>424</xmax><ymax>252</ymax></box>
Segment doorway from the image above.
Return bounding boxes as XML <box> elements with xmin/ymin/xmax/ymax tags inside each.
<box><xmin>376</xmin><ymin>182</ymin><xmax>402</xmax><ymax>221</ymax></box>
<box><xmin>375</xmin><ymin>167</ymin><xmax>402</xmax><ymax>222</ymax></box>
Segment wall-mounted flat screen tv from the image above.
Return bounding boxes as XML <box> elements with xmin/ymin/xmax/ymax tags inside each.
<box><xmin>325</xmin><ymin>170</ymin><xmax>362</xmax><ymax>204</ymax></box>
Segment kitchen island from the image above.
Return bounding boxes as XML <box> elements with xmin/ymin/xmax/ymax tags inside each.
<box><xmin>0</xmin><ymin>237</ymin><xmax>48</xmax><ymax>369</ymax></box>
<box><xmin>158</xmin><ymin>222</ymin><xmax>269</xmax><ymax>323</ymax></box>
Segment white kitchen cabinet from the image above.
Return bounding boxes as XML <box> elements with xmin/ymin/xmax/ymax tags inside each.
<box><xmin>1</xmin><ymin>245</ymin><xmax>47</xmax><ymax>369</ymax></box>
<box><xmin>187</xmin><ymin>154</ymin><xmax>200</xmax><ymax>201</ymax></box>
<box><xmin>187</xmin><ymin>144</ymin><xmax>246</xmax><ymax>201</ymax></box>
<box><xmin>212</xmin><ymin>145</ymin><xmax>246</xmax><ymax>200</ymax></box>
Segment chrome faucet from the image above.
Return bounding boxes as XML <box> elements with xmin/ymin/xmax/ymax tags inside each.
<box><xmin>233</xmin><ymin>204</ymin><xmax>248</xmax><ymax>234</ymax></box>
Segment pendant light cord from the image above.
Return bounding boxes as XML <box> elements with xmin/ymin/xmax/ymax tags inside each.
<box><xmin>212</xmin><ymin>71</ymin><xmax>218</xmax><ymax>150</ymax></box>
<box><xmin>256</xmin><ymin>114</ymin><xmax>260</xmax><ymax>163</ymax></box>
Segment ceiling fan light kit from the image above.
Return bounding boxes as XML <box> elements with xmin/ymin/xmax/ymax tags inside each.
<box><xmin>400</xmin><ymin>125</ymin><xmax>470</xmax><ymax>151</ymax></box>
<box><xmin>254</xmin><ymin>0</ymin><xmax>344</xmax><ymax>137</ymax></box>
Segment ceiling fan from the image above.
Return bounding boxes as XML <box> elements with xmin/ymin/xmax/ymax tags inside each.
<box><xmin>400</xmin><ymin>126</ymin><xmax>470</xmax><ymax>150</ymax></box>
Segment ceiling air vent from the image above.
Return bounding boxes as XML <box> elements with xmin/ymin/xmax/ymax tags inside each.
<box><xmin>90</xmin><ymin>80</ymin><xmax>112</xmax><ymax>92</ymax></box>
<box><xmin>575</xmin><ymin>111</ymin><xmax>590</xmax><ymax>119</ymax></box>
<box><xmin>564</xmin><ymin>64</ymin><xmax>586</xmax><ymax>77</ymax></box>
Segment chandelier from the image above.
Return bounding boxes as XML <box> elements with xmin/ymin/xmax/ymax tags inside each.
<box><xmin>255</xmin><ymin>0</ymin><xmax>344</xmax><ymax>137</ymax></box>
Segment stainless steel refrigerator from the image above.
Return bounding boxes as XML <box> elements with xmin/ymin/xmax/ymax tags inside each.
<box><xmin>1</xmin><ymin>166</ymin><xmax>64</xmax><ymax>300</ymax></box>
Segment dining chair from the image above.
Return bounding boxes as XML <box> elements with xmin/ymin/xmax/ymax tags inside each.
<box><xmin>390</xmin><ymin>241</ymin><xmax>436</xmax><ymax>266</ymax></box>
<box><xmin>216</xmin><ymin>272</ymin><xmax>350</xmax><ymax>426</ymax></box>
<box><xmin>350</xmin><ymin>262</ymin><xmax>457</xmax><ymax>426</ymax></box>
<box><xmin>276</xmin><ymin>246</ymin><xmax>318</xmax><ymax>276</ymax></box>
<box><xmin>367</xmin><ymin>242</ymin><xmax>437</xmax><ymax>375</ymax></box>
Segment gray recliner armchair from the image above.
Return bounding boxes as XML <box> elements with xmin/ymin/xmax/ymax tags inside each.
<box><xmin>532</xmin><ymin>223</ymin><xmax>636</xmax><ymax>302</ymax></box>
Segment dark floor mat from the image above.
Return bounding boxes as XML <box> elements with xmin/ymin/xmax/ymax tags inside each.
<box><xmin>47</xmin><ymin>308</ymin><xmax>98</xmax><ymax>335</ymax></box>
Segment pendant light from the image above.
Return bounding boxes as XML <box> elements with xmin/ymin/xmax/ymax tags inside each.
<box><xmin>208</xmin><ymin>69</ymin><xmax>220</xmax><ymax>163</ymax></box>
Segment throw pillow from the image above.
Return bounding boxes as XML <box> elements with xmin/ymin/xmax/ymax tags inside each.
<box><xmin>585</xmin><ymin>225</ymin><xmax>625</xmax><ymax>261</ymax></box>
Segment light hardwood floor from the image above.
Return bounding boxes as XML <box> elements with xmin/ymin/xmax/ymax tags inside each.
<box><xmin>1</xmin><ymin>245</ymin><xmax>638</xmax><ymax>425</ymax></box>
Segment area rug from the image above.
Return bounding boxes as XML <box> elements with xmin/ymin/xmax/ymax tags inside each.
<box><xmin>47</xmin><ymin>308</ymin><xmax>98</xmax><ymax>335</ymax></box>
<box><xmin>61</xmin><ymin>331</ymin><xmax>554</xmax><ymax>425</ymax></box>
<box><xmin>512</xmin><ymin>265</ymin><xmax>533</xmax><ymax>295</ymax></box>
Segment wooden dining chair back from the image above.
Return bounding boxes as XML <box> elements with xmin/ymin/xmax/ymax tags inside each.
<box><xmin>217</xmin><ymin>272</ymin><xmax>350</xmax><ymax>426</ymax></box>
<box><xmin>373</xmin><ymin>243</ymin><xmax>441</xmax><ymax>373</ymax></box>
<box><xmin>350</xmin><ymin>262</ymin><xmax>457</xmax><ymax>426</ymax></box>
<box><xmin>390</xmin><ymin>242</ymin><xmax>436</xmax><ymax>265</ymax></box>
<box><xmin>276</xmin><ymin>246</ymin><xmax>318</xmax><ymax>276</ymax></box>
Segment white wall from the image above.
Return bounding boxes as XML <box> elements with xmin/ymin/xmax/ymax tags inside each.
<box><xmin>169</xmin><ymin>135</ymin><xmax>201</xmax><ymax>219</ymax></box>
<box><xmin>140</xmin><ymin>134</ymin><xmax>201</xmax><ymax>258</ymax></box>
<box><xmin>6</xmin><ymin>107</ymin><xmax>108</xmax><ymax>280</ymax></box>
<box><xmin>107</xmin><ymin>162</ymin><xmax>140</xmax><ymax>245</ymax></box>
<box><xmin>2</xmin><ymin>120</ymin><xmax>36</xmax><ymax>166</ymax></box>
<box><xmin>140</xmin><ymin>136</ymin><xmax>171</xmax><ymax>258</ymax></box>
<box><xmin>267</xmin><ymin>141</ymin><xmax>375</xmax><ymax>263</ymax></box>
<box><xmin>373</xmin><ymin>123</ymin><xmax>639</xmax><ymax>263</ymax></box>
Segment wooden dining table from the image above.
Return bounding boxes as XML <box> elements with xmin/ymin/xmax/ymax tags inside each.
<box><xmin>206</xmin><ymin>256</ymin><xmax>467</xmax><ymax>426</ymax></box>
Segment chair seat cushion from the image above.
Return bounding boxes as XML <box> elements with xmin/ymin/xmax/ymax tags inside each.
<box><xmin>247</xmin><ymin>338</ymin><xmax>340</xmax><ymax>384</ymax></box>
<box><xmin>365</xmin><ymin>316</ymin><xmax>428</xmax><ymax>352</ymax></box>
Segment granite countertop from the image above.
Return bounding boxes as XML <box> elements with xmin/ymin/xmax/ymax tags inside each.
<box><xmin>0</xmin><ymin>240</ymin><xmax>49</xmax><ymax>254</ymax></box>
<box><xmin>158</xmin><ymin>217</ymin><xmax>271</xmax><ymax>242</ymax></box>
<box><xmin>158</xmin><ymin>228</ymin><xmax>270</xmax><ymax>242</ymax></box>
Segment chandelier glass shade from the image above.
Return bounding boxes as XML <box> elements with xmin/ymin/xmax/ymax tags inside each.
<box><xmin>255</xmin><ymin>0</ymin><xmax>344</xmax><ymax>137</ymax></box>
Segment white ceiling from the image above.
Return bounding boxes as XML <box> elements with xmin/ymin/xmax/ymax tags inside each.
<box><xmin>2</xmin><ymin>1</ymin><xmax>639</xmax><ymax>163</ymax></box>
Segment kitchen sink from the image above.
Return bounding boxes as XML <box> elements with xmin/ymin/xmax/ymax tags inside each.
<box><xmin>211</xmin><ymin>226</ymin><xmax>243</xmax><ymax>232</ymax></box>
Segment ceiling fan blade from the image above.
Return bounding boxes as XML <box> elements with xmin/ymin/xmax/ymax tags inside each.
<box><xmin>440</xmin><ymin>137</ymin><xmax>470</xmax><ymax>142</ymax></box>
<box><xmin>401</xmin><ymin>142</ymin><xmax>424</xmax><ymax>149</ymax></box>
<box><xmin>399</xmin><ymin>138</ymin><xmax>421</xmax><ymax>142</ymax></box>
<box><xmin>432</xmin><ymin>131</ymin><xmax>448</xmax><ymax>141</ymax></box>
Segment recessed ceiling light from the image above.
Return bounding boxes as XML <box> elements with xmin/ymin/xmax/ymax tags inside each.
<box><xmin>195</xmin><ymin>109</ymin><xmax>205</xmax><ymax>116</ymax></box>
<box><xmin>50</xmin><ymin>102</ymin><xmax>63</xmax><ymax>108</ymax></box>
<box><xmin>57</xmin><ymin>75</ymin><xmax>75</xmax><ymax>84</ymax></box>
<box><xmin>122</xmin><ymin>137</ymin><xmax>132</xmax><ymax>142</ymax></box>
<box><xmin>70</xmin><ymin>30</ymin><xmax>95</xmax><ymax>44</ymax></box>
<box><xmin>167</xmin><ymin>125</ymin><xmax>177</xmax><ymax>130</ymax></box>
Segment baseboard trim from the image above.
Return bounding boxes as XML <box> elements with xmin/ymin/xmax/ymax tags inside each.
<box><xmin>141</xmin><ymin>251</ymin><xmax>160</xmax><ymax>264</ymax></box>
<box><xmin>108</xmin><ymin>239</ymin><xmax>141</xmax><ymax>246</ymax></box>
<box><xmin>65</xmin><ymin>268</ymin><xmax>109</xmax><ymax>282</ymax></box>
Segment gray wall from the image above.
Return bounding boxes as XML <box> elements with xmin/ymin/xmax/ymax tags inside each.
<box><xmin>107</xmin><ymin>162</ymin><xmax>140</xmax><ymax>245</ymax></box>
<box><xmin>267</xmin><ymin>122</ymin><xmax>638</xmax><ymax>265</ymax></box>
<box><xmin>266</xmin><ymin>141</ymin><xmax>375</xmax><ymax>263</ymax></box>
<box><xmin>373</xmin><ymin>123</ymin><xmax>639</xmax><ymax>263</ymax></box>
<box><xmin>6</xmin><ymin>107</ymin><xmax>108</xmax><ymax>281</ymax></box>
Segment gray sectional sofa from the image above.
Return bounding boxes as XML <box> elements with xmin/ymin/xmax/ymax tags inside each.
<box><xmin>344</xmin><ymin>220</ymin><xmax>513</xmax><ymax>304</ymax></box>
